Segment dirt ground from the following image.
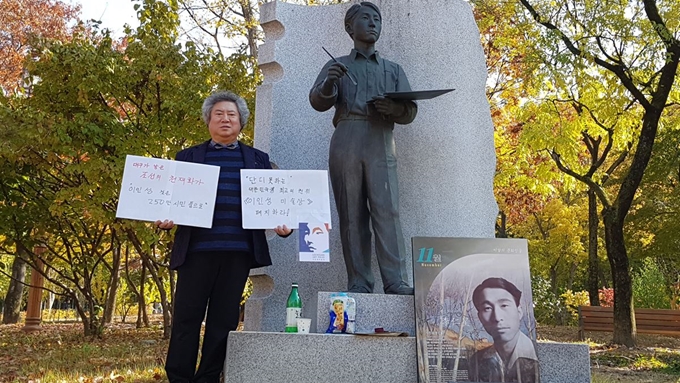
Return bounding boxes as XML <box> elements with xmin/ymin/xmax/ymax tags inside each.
<box><xmin>538</xmin><ymin>325</ymin><xmax>680</xmax><ymax>383</ymax></box>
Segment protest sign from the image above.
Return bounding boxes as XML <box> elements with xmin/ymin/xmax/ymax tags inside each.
<box><xmin>116</xmin><ymin>155</ymin><xmax>220</xmax><ymax>228</ymax></box>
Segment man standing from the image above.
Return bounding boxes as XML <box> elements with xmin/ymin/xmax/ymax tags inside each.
<box><xmin>309</xmin><ymin>2</ymin><xmax>417</xmax><ymax>295</ymax></box>
<box><xmin>156</xmin><ymin>91</ymin><xmax>291</xmax><ymax>383</ymax></box>
<box><xmin>469</xmin><ymin>277</ymin><xmax>540</xmax><ymax>382</ymax></box>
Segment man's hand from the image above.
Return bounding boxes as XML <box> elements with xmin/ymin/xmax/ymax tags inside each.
<box><xmin>321</xmin><ymin>62</ymin><xmax>348</xmax><ymax>95</ymax></box>
<box><xmin>155</xmin><ymin>219</ymin><xmax>175</xmax><ymax>230</ymax></box>
<box><xmin>371</xmin><ymin>96</ymin><xmax>405</xmax><ymax>117</ymax></box>
<box><xmin>274</xmin><ymin>225</ymin><xmax>292</xmax><ymax>237</ymax></box>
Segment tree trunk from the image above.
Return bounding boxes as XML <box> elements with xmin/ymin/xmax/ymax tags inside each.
<box><xmin>496</xmin><ymin>210</ymin><xmax>507</xmax><ymax>238</ymax></box>
<box><xmin>123</xmin><ymin>246</ymin><xmax>140</xmax><ymax>325</ymax></box>
<box><xmin>86</xmin><ymin>292</ymin><xmax>103</xmax><ymax>337</ymax></box>
<box><xmin>126</xmin><ymin>229</ymin><xmax>172</xmax><ymax>338</ymax></box>
<box><xmin>238</xmin><ymin>0</ymin><xmax>259</xmax><ymax>58</ymax></box>
<box><xmin>599</xmin><ymin>267</ymin><xmax>609</xmax><ymax>289</ymax></box>
<box><xmin>587</xmin><ymin>188</ymin><xmax>600</xmax><ymax>306</ymax></box>
<box><xmin>2</xmin><ymin>256</ymin><xmax>27</xmax><ymax>324</ymax></box>
<box><xmin>567</xmin><ymin>261</ymin><xmax>578</xmax><ymax>291</ymax></box>
<box><xmin>549</xmin><ymin>263</ymin><xmax>558</xmax><ymax>296</ymax></box>
<box><xmin>603</xmin><ymin>207</ymin><xmax>636</xmax><ymax>346</ymax></box>
<box><xmin>103</xmin><ymin>243</ymin><xmax>122</xmax><ymax>324</ymax></box>
<box><xmin>72</xmin><ymin>292</ymin><xmax>94</xmax><ymax>337</ymax></box>
<box><xmin>137</xmin><ymin>264</ymin><xmax>147</xmax><ymax>328</ymax></box>
<box><xmin>137</xmin><ymin>249</ymin><xmax>170</xmax><ymax>338</ymax></box>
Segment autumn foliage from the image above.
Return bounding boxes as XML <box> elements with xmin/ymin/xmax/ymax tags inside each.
<box><xmin>598</xmin><ymin>288</ymin><xmax>615</xmax><ymax>308</ymax></box>
<box><xmin>0</xmin><ymin>0</ymin><xmax>80</xmax><ymax>93</ymax></box>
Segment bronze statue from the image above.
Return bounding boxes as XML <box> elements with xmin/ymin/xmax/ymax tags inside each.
<box><xmin>309</xmin><ymin>2</ymin><xmax>417</xmax><ymax>295</ymax></box>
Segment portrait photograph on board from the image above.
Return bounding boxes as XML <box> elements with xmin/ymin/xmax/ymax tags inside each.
<box><xmin>412</xmin><ymin>237</ymin><xmax>540</xmax><ymax>383</ymax></box>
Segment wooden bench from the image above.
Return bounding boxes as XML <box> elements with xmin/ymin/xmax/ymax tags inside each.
<box><xmin>578</xmin><ymin>305</ymin><xmax>680</xmax><ymax>339</ymax></box>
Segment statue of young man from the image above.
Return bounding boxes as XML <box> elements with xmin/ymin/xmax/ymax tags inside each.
<box><xmin>309</xmin><ymin>2</ymin><xmax>417</xmax><ymax>295</ymax></box>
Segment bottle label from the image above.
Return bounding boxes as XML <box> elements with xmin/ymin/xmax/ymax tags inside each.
<box><xmin>286</xmin><ymin>307</ymin><xmax>302</xmax><ymax>328</ymax></box>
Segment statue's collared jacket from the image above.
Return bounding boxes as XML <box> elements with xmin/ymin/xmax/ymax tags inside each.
<box><xmin>168</xmin><ymin>140</ymin><xmax>273</xmax><ymax>270</ymax></box>
<box><xmin>309</xmin><ymin>49</ymin><xmax>417</xmax><ymax>128</ymax></box>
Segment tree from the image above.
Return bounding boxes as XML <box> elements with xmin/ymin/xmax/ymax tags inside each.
<box><xmin>471</xmin><ymin>0</ymin><xmax>565</xmax><ymax>239</ymax></box>
<box><xmin>0</xmin><ymin>0</ymin><xmax>80</xmax><ymax>324</ymax></box>
<box><xmin>176</xmin><ymin>0</ymin><xmax>351</xmax><ymax>59</ymax></box>
<box><xmin>0</xmin><ymin>0</ymin><xmax>261</xmax><ymax>336</ymax></box>
<box><xmin>518</xmin><ymin>0</ymin><xmax>680</xmax><ymax>346</ymax></box>
<box><xmin>0</xmin><ymin>0</ymin><xmax>79</xmax><ymax>94</ymax></box>
<box><xmin>626</xmin><ymin>116</ymin><xmax>680</xmax><ymax>289</ymax></box>
<box><xmin>472</xmin><ymin>2</ymin><xmax>602</xmax><ymax>302</ymax></box>
<box><xmin>177</xmin><ymin>0</ymin><xmax>261</xmax><ymax>58</ymax></box>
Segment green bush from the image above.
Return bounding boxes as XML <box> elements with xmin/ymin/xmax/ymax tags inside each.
<box><xmin>531</xmin><ymin>275</ymin><xmax>570</xmax><ymax>325</ymax></box>
<box><xmin>633</xmin><ymin>257</ymin><xmax>671</xmax><ymax>309</ymax></box>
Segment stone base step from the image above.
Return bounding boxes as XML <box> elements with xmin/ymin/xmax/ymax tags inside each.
<box><xmin>225</xmin><ymin>331</ymin><xmax>591</xmax><ymax>383</ymax></box>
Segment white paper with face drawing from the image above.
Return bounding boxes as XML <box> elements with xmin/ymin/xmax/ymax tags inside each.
<box><xmin>298</xmin><ymin>214</ymin><xmax>331</xmax><ymax>262</ymax></box>
<box><xmin>240</xmin><ymin>169</ymin><xmax>332</xmax><ymax>230</ymax></box>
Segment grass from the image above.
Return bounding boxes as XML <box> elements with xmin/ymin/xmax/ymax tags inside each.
<box><xmin>539</xmin><ymin>325</ymin><xmax>680</xmax><ymax>383</ymax></box>
<box><xmin>2</xmin><ymin>321</ymin><xmax>680</xmax><ymax>382</ymax></box>
<box><xmin>592</xmin><ymin>351</ymin><xmax>680</xmax><ymax>373</ymax></box>
<box><xmin>0</xmin><ymin>322</ymin><xmax>168</xmax><ymax>383</ymax></box>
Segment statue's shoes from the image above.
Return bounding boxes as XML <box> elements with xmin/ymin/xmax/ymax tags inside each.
<box><xmin>385</xmin><ymin>285</ymin><xmax>414</xmax><ymax>295</ymax></box>
<box><xmin>347</xmin><ymin>287</ymin><xmax>372</xmax><ymax>294</ymax></box>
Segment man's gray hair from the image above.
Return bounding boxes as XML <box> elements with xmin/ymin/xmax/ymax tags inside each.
<box><xmin>201</xmin><ymin>91</ymin><xmax>250</xmax><ymax>128</ymax></box>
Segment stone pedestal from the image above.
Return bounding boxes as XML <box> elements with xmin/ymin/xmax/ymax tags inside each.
<box><xmin>226</xmin><ymin>332</ymin><xmax>590</xmax><ymax>383</ymax></box>
<box><xmin>226</xmin><ymin>292</ymin><xmax>592</xmax><ymax>383</ymax></box>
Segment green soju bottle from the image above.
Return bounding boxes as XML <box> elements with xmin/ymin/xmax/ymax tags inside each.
<box><xmin>285</xmin><ymin>283</ymin><xmax>302</xmax><ymax>332</ymax></box>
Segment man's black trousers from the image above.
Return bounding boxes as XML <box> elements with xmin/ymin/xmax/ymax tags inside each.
<box><xmin>165</xmin><ymin>251</ymin><xmax>252</xmax><ymax>383</ymax></box>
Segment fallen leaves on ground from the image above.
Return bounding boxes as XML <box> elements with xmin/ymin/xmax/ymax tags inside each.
<box><xmin>0</xmin><ymin>321</ymin><xmax>169</xmax><ymax>383</ymax></box>
<box><xmin>539</xmin><ymin>325</ymin><xmax>680</xmax><ymax>382</ymax></box>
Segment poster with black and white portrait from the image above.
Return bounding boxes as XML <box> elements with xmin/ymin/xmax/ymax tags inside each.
<box><xmin>412</xmin><ymin>237</ymin><xmax>540</xmax><ymax>383</ymax></box>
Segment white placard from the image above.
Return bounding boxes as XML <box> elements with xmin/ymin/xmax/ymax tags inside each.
<box><xmin>116</xmin><ymin>155</ymin><xmax>220</xmax><ymax>228</ymax></box>
<box><xmin>240</xmin><ymin>169</ymin><xmax>332</xmax><ymax>229</ymax></box>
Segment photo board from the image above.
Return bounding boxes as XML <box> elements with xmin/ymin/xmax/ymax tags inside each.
<box><xmin>412</xmin><ymin>237</ymin><xmax>540</xmax><ymax>383</ymax></box>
